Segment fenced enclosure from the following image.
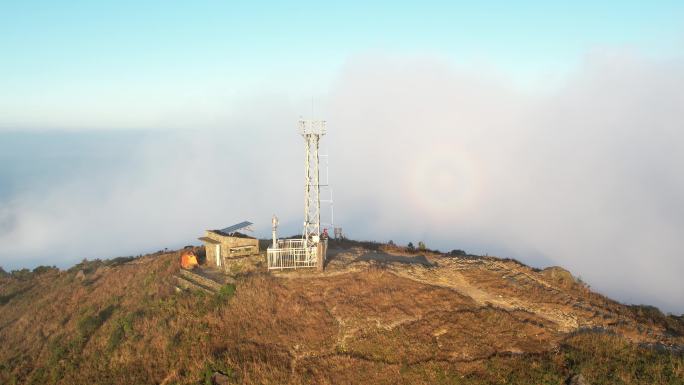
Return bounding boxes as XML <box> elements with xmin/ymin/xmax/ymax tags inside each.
<box><xmin>267</xmin><ymin>239</ymin><xmax>318</xmax><ymax>270</ymax></box>
<box><xmin>276</xmin><ymin>239</ymin><xmax>305</xmax><ymax>249</ymax></box>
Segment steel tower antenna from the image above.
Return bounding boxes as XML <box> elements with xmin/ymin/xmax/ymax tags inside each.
<box><xmin>299</xmin><ymin>119</ymin><xmax>326</xmax><ymax>251</ymax></box>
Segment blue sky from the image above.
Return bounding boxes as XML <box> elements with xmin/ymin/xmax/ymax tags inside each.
<box><xmin>1</xmin><ymin>1</ymin><xmax>683</xmax><ymax>129</ymax></box>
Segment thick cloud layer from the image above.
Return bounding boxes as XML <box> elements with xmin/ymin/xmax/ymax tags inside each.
<box><xmin>327</xmin><ymin>52</ymin><xmax>684</xmax><ymax>313</ymax></box>
<box><xmin>1</xmin><ymin>51</ymin><xmax>682</xmax><ymax>313</ymax></box>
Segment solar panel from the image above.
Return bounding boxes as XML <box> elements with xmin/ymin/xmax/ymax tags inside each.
<box><xmin>219</xmin><ymin>221</ymin><xmax>253</xmax><ymax>234</ymax></box>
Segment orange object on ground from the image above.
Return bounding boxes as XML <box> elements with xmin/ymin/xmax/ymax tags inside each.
<box><xmin>180</xmin><ymin>250</ymin><xmax>199</xmax><ymax>269</ymax></box>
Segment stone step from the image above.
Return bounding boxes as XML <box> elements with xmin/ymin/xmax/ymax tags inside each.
<box><xmin>175</xmin><ymin>275</ymin><xmax>215</xmax><ymax>294</ymax></box>
<box><xmin>180</xmin><ymin>269</ymin><xmax>228</xmax><ymax>292</ymax></box>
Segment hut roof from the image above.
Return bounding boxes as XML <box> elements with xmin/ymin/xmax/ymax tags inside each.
<box><xmin>198</xmin><ymin>236</ymin><xmax>220</xmax><ymax>244</ymax></box>
<box><xmin>208</xmin><ymin>230</ymin><xmax>255</xmax><ymax>239</ymax></box>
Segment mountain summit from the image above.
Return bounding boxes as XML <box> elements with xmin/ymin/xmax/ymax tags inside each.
<box><xmin>1</xmin><ymin>239</ymin><xmax>682</xmax><ymax>384</ymax></box>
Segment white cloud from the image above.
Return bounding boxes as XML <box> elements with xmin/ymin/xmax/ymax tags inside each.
<box><xmin>325</xmin><ymin>51</ymin><xmax>684</xmax><ymax>313</ymax></box>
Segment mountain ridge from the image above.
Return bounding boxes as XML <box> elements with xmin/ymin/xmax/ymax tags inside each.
<box><xmin>0</xmin><ymin>239</ymin><xmax>682</xmax><ymax>384</ymax></box>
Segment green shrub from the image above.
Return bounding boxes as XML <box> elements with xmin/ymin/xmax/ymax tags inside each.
<box><xmin>562</xmin><ymin>332</ymin><xmax>684</xmax><ymax>384</ymax></box>
<box><xmin>48</xmin><ymin>338</ymin><xmax>68</xmax><ymax>363</ymax></box>
<box><xmin>67</xmin><ymin>258</ymin><xmax>105</xmax><ymax>274</ymax></box>
<box><xmin>107</xmin><ymin>312</ymin><xmax>138</xmax><ymax>351</ymax></box>
<box><xmin>0</xmin><ymin>287</ymin><xmax>30</xmax><ymax>305</ymax></box>
<box><xmin>107</xmin><ymin>324</ymin><xmax>125</xmax><ymax>351</ymax></box>
<box><xmin>105</xmin><ymin>256</ymin><xmax>136</xmax><ymax>267</ymax></box>
<box><xmin>27</xmin><ymin>367</ymin><xmax>47</xmax><ymax>385</ymax></box>
<box><xmin>10</xmin><ymin>268</ymin><xmax>32</xmax><ymax>280</ymax></box>
<box><xmin>218</xmin><ymin>284</ymin><xmax>236</xmax><ymax>301</ymax></box>
<box><xmin>629</xmin><ymin>305</ymin><xmax>684</xmax><ymax>336</ymax></box>
<box><xmin>32</xmin><ymin>265</ymin><xmax>58</xmax><ymax>275</ymax></box>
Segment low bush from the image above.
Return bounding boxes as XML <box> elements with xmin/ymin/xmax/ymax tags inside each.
<box><xmin>217</xmin><ymin>284</ymin><xmax>236</xmax><ymax>302</ymax></box>
<box><xmin>107</xmin><ymin>311</ymin><xmax>140</xmax><ymax>351</ymax></box>
<box><xmin>628</xmin><ymin>304</ymin><xmax>684</xmax><ymax>337</ymax></box>
<box><xmin>32</xmin><ymin>265</ymin><xmax>58</xmax><ymax>275</ymax></box>
<box><xmin>10</xmin><ymin>268</ymin><xmax>32</xmax><ymax>280</ymax></box>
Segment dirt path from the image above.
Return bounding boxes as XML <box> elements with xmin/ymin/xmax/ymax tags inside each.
<box><xmin>387</xmin><ymin>261</ymin><xmax>580</xmax><ymax>332</ymax></box>
<box><xmin>278</xmin><ymin>247</ymin><xmax>580</xmax><ymax>332</ymax></box>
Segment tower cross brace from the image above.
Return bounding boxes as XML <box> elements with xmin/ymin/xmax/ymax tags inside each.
<box><xmin>299</xmin><ymin>119</ymin><xmax>326</xmax><ymax>250</ymax></box>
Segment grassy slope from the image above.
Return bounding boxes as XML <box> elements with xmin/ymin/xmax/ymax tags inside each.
<box><xmin>0</xmin><ymin>249</ymin><xmax>682</xmax><ymax>385</ymax></box>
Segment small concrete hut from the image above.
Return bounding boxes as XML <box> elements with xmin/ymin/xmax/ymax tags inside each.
<box><xmin>198</xmin><ymin>221</ymin><xmax>260</xmax><ymax>271</ymax></box>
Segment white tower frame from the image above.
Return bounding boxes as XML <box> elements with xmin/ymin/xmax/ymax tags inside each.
<box><xmin>266</xmin><ymin>119</ymin><xmax>329</xmax><ymax>270</ymax></box>
<box><xmin>300</xmin><ymin>119</ymin><xmax>326</xmax><ymax>249</ymax></box>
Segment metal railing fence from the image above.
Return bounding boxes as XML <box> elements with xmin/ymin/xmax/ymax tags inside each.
<box><xmin>267</xmin><ymin>244</ymin><xmax>317</xmax><ymax>270</ymax></box>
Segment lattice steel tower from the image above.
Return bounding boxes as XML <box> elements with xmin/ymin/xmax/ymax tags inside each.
<box><xmin>299</xmin><ymin>119</ymin><xmax>326</xmax><ymax>249</ymax></box>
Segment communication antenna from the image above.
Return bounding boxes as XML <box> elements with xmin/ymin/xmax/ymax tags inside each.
<box><xmin>299</xmin><ymin>119</ymin><xmax>326</xmax><ymax>249</ymax></box>
<box><xmin>271</xmin><ymin>214</ymin><xmax>279</xmax><ymax>248</ymax></box>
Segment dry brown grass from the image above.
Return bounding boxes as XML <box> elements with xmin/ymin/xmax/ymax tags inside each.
<box><xmin>0</xmin><ymin>245</ymin><xmax>682</xmax><ymax>384</ymax></box>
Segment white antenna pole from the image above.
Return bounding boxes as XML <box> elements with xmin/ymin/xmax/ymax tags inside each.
<box><xmin>271</xmin><ymin>214</ymin><xmax>279</xmax><ymax>248</ymax></box>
